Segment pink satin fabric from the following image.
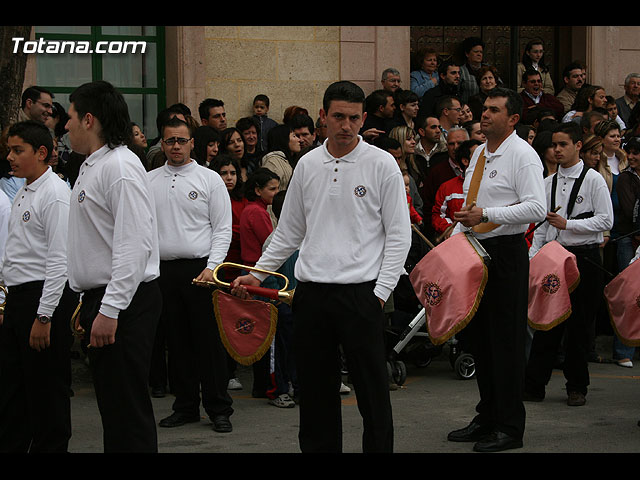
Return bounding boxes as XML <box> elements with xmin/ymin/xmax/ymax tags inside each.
<box><xmin>409</xmin><ymin>232</ymin><xmax>488</xmax><ymax>345</ymax></box>
<box><xmin>605</xmin><ymin>258</ymin><xmax>640</xmax><ymax>347</ymax></box>
<box><xmin>528</xmin><ymin>241</ymin><xmax>580</xmax><ymax>330</ymax></box>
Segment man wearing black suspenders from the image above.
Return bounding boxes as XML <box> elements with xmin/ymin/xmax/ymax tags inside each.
<box><xmin>525</xmin><ymin>121</ymin><xmax>613</xmax><ymax>407</ymax></box>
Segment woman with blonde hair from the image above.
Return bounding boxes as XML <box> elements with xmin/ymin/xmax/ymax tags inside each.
<box><xmin>580</xmin><ymin>134</ymin><xmax>604</xmax><ymax>170</ymax></box>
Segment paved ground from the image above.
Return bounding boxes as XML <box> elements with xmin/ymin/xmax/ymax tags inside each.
<box><xmin>66</xmin><ymin>334</ymin><xmax>640</xmax><ymax>454</ymax></box>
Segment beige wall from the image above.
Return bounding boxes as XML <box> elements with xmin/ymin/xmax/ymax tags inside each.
<box><xmin>587</xmin><ymin>26</ymin><xmax>640</xmax><ymax>98</ymax></box>
<box><xmin>167</xmin><ymin>26</ymin><xmax>411</xmax><ymax>128</ymax></box>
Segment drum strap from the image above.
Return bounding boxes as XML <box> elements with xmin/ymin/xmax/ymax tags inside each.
<box><xmin>551</xmin><ymin>164</ymin><xmax>589</xmax><ymax>219</ymax></box>
<box><xmin>467</xmin><ymin>147</ymin><xmax>500</xmax><ymax>233</ymax></box>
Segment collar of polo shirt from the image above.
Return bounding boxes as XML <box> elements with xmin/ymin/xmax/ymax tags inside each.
<box><xmin>83</xmin><ymin>144</ymin><xmax>112</xmax><ymax>166</ymax></box>
<box><xmin>24</xmin><ymin>166</ymin><xmax>53</xmax><ymax>191</ymax></box>
<box><xmin>163</xmin><ymin>159</ymin><xmax>196</xmax><ymax>176</ymax></box>
<box><xmin>321</xmin><ymin>134</ymin><xmax>364</xmax><ymax>163</ymax></box>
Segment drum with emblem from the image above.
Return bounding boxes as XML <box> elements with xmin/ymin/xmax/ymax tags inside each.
<box><xmin>409</xmin><ymin>232</ymin><xmax>489</xmax><ymax>345</ymax></box>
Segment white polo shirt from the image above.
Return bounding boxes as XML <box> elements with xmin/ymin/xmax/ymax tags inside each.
<box><xmin>529</xmin><ymin>160</ymin><xmax>614</xmax><ymax>257</ymax></box>
<box><xmin>454</xmin><ymin>130</ymin><xmax>547</xmax><ymax>239</ymax></box>
<box><xmin>251</xmin><ymin>135</ymin><xmax>411</xmax><ymax>302</ymax></box>
<box><xmin>1</xmin><ymin>167</ymin><xmax>69</xmax><ymax>316</ymax></box>
<box><xmin>147</xmin><ymin>160</ymin><xmax>232</xmax><ymax>269</ymax></box>
<box><xmin>68</xmin><ymin>145</ymin><xmax>160</xmax><ymax>319</ymax></box>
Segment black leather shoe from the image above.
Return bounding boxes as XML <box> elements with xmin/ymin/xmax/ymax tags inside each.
<box><xmin>158</xmin><ymin>412</ymin><xmax>200</xmax><ymax>428</ymax></box>
<box><xmin>151</xmin><ymin>386</ymin><xmax>166</xmax><ymax>398</ymax></box>
<box><xmin>212</xmin><ymin>415</ymin><xmax>232</xmax><ymax>433</ymax></box>
<box><xmin>473</xmin><ymin>431</ymin><xmax>523</xmax><ymax>452</ymax></box>
<box><xmin>447</xmin><ymin>421</ymin><xmax>493</xmax><ymax>442</ymax></box>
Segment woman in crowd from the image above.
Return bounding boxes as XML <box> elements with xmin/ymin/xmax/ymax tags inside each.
<box><xmin>532</xmin><ymin>129</ymin><xmax>557</xmax><ymax>177</ymax></box>
<box><xmin>391</xmin><ymin>89</ymin><xmax>420</xmax><ymax>131</ymax></box>
<box><xmin>210</xmin><ymin>153</ymin><xmax>249</xmax><ymax>391</ymax></box>
<box><xmin>218</xmin><ymin>128</ymin><xmax>246</xmax><ymax>179</ymax></box>
<box><xmin>517</xmin><ymin>39</ymin><xmax>554</xmax><ymax>95</ymax></box>
<box><xmin>410</xmin><ymin>46</ymin><xmax>439</xmax><ymax>98</ymax></box>
<box><xmin>580</xmin><ymin>134</ymin><xmax>604</xmax><ymax>170</ymax></box>
<box><xmin>468</xmin><ymin>65</ymin><xmax>500</xmax><ymax>120</ymax></box>
<box><xmin>260</xmin><ymin>124</ymin><xmax>300</xmax><ymax>192</ymax></box>
<box><xmin>194</xmin><ymin>125</ymin><xmax>220</xmax><ymax>168</ymax></box>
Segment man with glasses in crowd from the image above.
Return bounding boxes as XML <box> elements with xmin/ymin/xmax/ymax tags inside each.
<box><xmin>18</xmin><ymin>86</ymin><xmax>55</xmax><ymax>125</ymax></box>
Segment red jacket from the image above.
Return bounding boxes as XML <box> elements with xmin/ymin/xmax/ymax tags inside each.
<box><xmin>239</xmin><ymin>198</ymin><xmax>273</xmax><ymax>266</ymax></box>
<box><xmin>431</xmin><ymin>175</ymin><xmax>465</xmax><ymax>235</ymax></box>
<box><xmin>407</xmin><ymin>193</ymin><xmax>422</xmax><ymax>225</ymax></box>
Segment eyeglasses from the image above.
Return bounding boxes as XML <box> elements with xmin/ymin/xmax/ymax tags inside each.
<box><xmin>162</xmin><ymin>137</ymin><xmax>191</xmax><ymax>146</ymax></box>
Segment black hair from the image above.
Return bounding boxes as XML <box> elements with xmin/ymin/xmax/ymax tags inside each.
<box><xmin>323</xmin><ymin>81</ymin><xmax>366</xmax><ymax>113</ymax></box>
<box><xmin>623</xmin><ymin>136</ymin><xmax>640</xmax><ymax>154</ymax></box>
<box><xmin>454</xmin><ymin>139</ymin><xmax>483</xmax><ymax>167</ymax></box>
<box><xmin>394</xmin><ymin>89</ymin><xmax>419</xmax><ymax>107</ymax></box>
<box><xmin>438</xmin><ymin>59</ymin><xmax>459</xmax><ymax>78</ymax></box>
<box><xmin>253</xmin><ymin>94</ymin><xmax>270</xmax><ymax>107</ymax></box>
<box><xmin>236</xmin><ymin>116</ymin><xmax>261</xmax><ymax>135</ymax></box>
<box><xmin>373</xmin><ymin>135</ymin><xmax>402</xmax><ymax>151</ymax></box>
<box><xmin>364</xmin><ymin>89</ymin><xmax>392</xmax><ymax>116</ymax></box>
<box><xmin>485</xmin><ymin>87</ymin><xmax>523</xmax><ymax>118</ymax></box>
<box><xmin>198</xmin><ymin>98</ymin><xmax>225</xmax><ymax>121</ymax></box>
<box><xmin>21</xmin><ymin>86</ymin><xmax>54</xmax><ymax>109</ymax></box>
<box><xmin>161</xmin><ymin>116</ymin><xmax>190</xmax><ymax>138</ymax></box>
<box><xmin>51</xmin><ymin>102</ymin><xmax>69</xmax><ymax>138</ymax></box>
<box><xmin>244</xmin><ymin>167</ymin><xmax>280</xmax><ymax>202</ymax></box>
<box><xmin>289</xmin><ymin>113</ymin><xmax>315</xmax><ymax>134</ymax></box>
<box><xmin>266</xmin><ymin>124</ymin><xmax>296</xmax><ymax>160</ymax></box>
<box><xmin>7</xmin><ymin>120</ymin><xmax>54</xmax><ymax>163</ymax></box>
<box><xmin>521</xmin><ymin>39</ymin><xmax>550</xmax><ymax>73</ymax></box>
<box><xmin>210</xmin><ymin>153</ymin><xmax>244</xmax><ymax>201</ymax></box>
<box><xmin>193</xmin><ymin>125</ymin><xmax>220</xmax><ymax>165</ymax></box>
<box><xmin>562</xmin><ymin>61</ymin><xmax>585</xmax><ymax>80</ymax></box>
<box><xmin>218</xmin><ymin>127</ymin><xmax>244</xmax><ymax>156</ymax></box>
<box><xmin>69</xmin><ymin>80</ymin><xmax>131</xmax><ymax>149</ymax></box>
<box><xmin>271</xmin><ymin>190</ymin><xmax>287</xmax><ymax>220</ymax></box>
<box><xmin>522</xmin><ymin>69</ymin><xmax>542</xmax><ymax>85</ymax></box>
<box><xmin>552</xmin><ymin>120</ymin><xmax>583</xmax><ymax>144</ymax></box>
<box><xmin>462</xmin><ymin>36</ymin><xmax>484</xmax><ymax>55</ymax></box>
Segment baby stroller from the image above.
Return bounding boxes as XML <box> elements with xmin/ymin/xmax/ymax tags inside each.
<box><xmin>384</xmin><ymin>225</ymin><xmax>476</xmax><ymax>385</ymax></box>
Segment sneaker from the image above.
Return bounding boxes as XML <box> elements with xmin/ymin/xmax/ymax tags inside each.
<box><xmin>340</xmin><ymin>382</ymin><xmax>351</xmax><ymax>394</ymax></box>
<box><xmin>227</xmin><ymin>377</ymin><xmax>243</xmax><ymax>390</ymax></box>
<box><xmin>617</xmin><ymin>359</ymin><xmax>633</xmax><ymax>368</ymax></box>
<box><xmin>567</xmin><ymin>391</ymin><xmax>586</xmax><ymax>406</ymax></box>
<box><xmin>268</xmin><ymin>393</ymin><xmax>296</xmax><ymax>408</ymax></box>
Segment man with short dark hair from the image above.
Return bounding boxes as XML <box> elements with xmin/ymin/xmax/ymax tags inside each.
<box><xmin>199</xmin><ymin>98</ymin><xmax>227</xmax><ymax>131</ymax></box>
<box><xmin>414</xmin><ymin>115</ymin><xmax>447</xmax><ymax>170</ymax></box>
<box><xmin>520</xmin><ymin>70</ymin><xmax>565</xmax><ymax>125</ymax></box>
<box><xmin>0</xmin><ymin>120</ymin><xmax>75</xmax><ymax>452</ymax></box>
<box><xmin>149</xmin><ymin>116</ymin><xmax>234</xmax><ymax>434</ymax></box>
<box><xmin>65</xmin><ymin>80</ymin><xmax>162</xmax><ymax>453</ymax></box>
<box><xmin>436</xmin><ymin>95</ymin><xmax>462</xmax><ymax>137</ymax></box>
<box><xmin>419</xmin><ymin>60</ymin><xmax>461</xmax><ymax>118</ymax></box>
<box><xmin>19</xmin><ymin>86</ymin><xmax>55</xmax><ymax>125</ymax></box>
<box><xmin>450</xmin><ymin>87</ymin><xmax>546</xmax><ymax>452</ymax></box>
<box><xmin>360</xmin><ymin>89</ymin><xmax>395</xmax><ymax>143</ymax></box>
<box><xmin>556</xmin><ymin>62</ymin><xmax>586</xmax><ymax>114</ymax></box>
<box><xmin>289</xmin><ymin>113</ymin><xmax>318</xmax><ymax>149</ymax></box>
<box><xmin>232</xmin><ymin>80</ymin><xmax>411</xmax><ymax>453</ymax></box>
<box><xmin>525</xmin><ymin>121</ymin><xmax>613</xmax><ymax>408</ymax></box>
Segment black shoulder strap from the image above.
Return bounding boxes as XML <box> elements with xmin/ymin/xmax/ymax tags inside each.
<box><xmin>550</xmin><ymin>164</ymin><xmax>589</xmax><ymax>218</ymax></box>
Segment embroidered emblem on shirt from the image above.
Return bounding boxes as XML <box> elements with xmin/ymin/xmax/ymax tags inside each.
<box><xmin>423</xmin><ymin>282</ymin><xmax>443</xmax><ymax>307</ymax></box>
<box><xmin>22</xmin><ymin>210</ymin><xmax>30</xmax><ymax>222</ymax></box>
<box><xmin>489</xmin><ymin>170</ymin><xmax>497</xmax><ymax>178</ymax></box>
<box><xmin>576</xmin><ymin>195</ymin><xmax>583</xmax><ymax>204</ymax></box>
<box><xmin>188</xmin><ymin>190</ymin><xmax>198</xmax><ymax>200</ymax></box>
<box><xmin>541</xmin><ymin>273</ymin><xmax>561</xmax><ymax>295</ymax></box>
<box><xmin>354</xmin><ymin>185</ymin><xmax>367</xmax><ymax>197</ymax></box>
<box><xmin>78</xmin><ymin>190</ymin><xmax>86</xmax><ymax>203</ymax></box>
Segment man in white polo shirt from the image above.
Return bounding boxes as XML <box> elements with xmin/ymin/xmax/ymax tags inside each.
<box><xmin>232</xmin><ymin>81</ymin><xmax>411</xmax><ymax>453</ymax></box>
<box><xmin>0</xmin><ymin>120</ymin><xmax>77</xmax><ymax>452</ymax></box>
<box><xmin>147</xmin><ymin>116</ymin><xmax>234</xmax><ymax>433</ymax></box>
<box><xmin>65</xmin><ymin>81</ymin><xmax>162</xmax><ymax>453</ymax></box>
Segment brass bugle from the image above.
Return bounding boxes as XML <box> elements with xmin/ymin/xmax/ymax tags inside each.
<box><xmin>192</xmin><ymin>262</ymin><xmax>295</xmax><ymax>305</ymax></box>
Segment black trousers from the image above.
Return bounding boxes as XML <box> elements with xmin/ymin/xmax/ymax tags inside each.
<box><xmin>0</xmin><ymin>281</ymin><xmax>78</xmax><ymax>453</ymax></box>
<box><xmin>159</xmin><ymin>258</ymin><xmax>233</xmax><ymax>418</ymax></box>
<box><xmin>463</xmin><ymin>234</ymin><xmax>529</xmax><ymax>440</ymax></box>
<box><xmin>78</xmin><ymin>279</ymin><xmax>161</xmax><ymax>453</ymax></box>
<box><xmin>292</xmin><ymin>280</ymin><xmax>392</xmax><ymax>453</ymax></box>
<box><xmin>525</xmin><ymin>245</ymin><xmax>603</xmax><ymax>397</ymax></box>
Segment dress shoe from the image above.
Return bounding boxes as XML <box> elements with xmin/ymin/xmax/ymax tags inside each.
<box><xmin>158</xmin><ymin>412</ymin><xmax>200</xmax><ymax>428</ymax></box>
<box><xmin>212</xmin><ymin>415</ymin><xmax>232</xmax><ymax>433</ymax></box>
<box><xmin>473</xmin><ymin>431</ymin><xmax>523</xmax><ymax>452</ymax></box>
<box><xmin>447</xmin><ymin>421</ymin><xmax>493</xmax><ymax>442</ymax></box>
<box><xmin>567</xmin><ymin>391</ymin><xmax>586</xmax><ymax>406</ymax></box>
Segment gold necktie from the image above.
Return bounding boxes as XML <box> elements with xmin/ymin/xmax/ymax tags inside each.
<box><xmin>466</xmin><ymin>147</ymin><xmax>500</xmax><ymax>233</ymax></box>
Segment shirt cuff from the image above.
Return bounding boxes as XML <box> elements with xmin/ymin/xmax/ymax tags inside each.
<box><xmin>99</xmin><ymin>303</ymin><xmax>120</xmax><ymax>319</ymax></box>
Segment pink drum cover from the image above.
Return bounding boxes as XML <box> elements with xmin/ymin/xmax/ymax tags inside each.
<box><xmin>212</xmin><ymin>289</ymin><xmax>278</xmax><ymax>366</ymax></box>
<box><xmin>605</xmin><ymin>258</ymin><xmax>640</xmax><ymax>347</ymax></box>
<box><xmin>409</xmin><ymin>232</ymin><xmax>488</xmax><ymax>345</ymax></box>
<box><xmin>528</xmin><ymin>241</ymin><xmax>580</xmax><ymax>331</ymax></box>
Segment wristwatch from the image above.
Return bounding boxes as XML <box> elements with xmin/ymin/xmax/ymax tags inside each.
<box><xmin>37</xmin><ymin>314</ymin><xmax>51</xmax><ymax>324</ymax></box>
<box><xmin>481</xmin><ymin>208</ymin><xmax>489</xmax><ymax>223</ymax></box>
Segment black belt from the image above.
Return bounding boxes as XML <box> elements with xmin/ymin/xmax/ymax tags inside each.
<box><xmin>478</xmin><ymin>233</ymin><xmax>525</xmax><ymax>247</ymax></box>
<box><xmin>7</xmin><ymin>280</ymin><xmax>44</xmax><ymax>293</ymax></box>
<box><xmin>564</xmin><ymin>243</ymin><xmax>600</xmax><ymax>254</ymax></box>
